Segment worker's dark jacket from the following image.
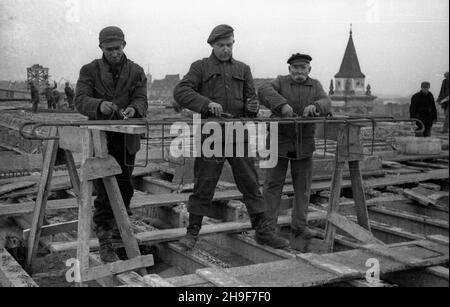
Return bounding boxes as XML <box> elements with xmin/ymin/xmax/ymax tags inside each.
<box><xmin>438</xmin><ymin>78</ymin><xmax>449</xmax><ymax>110</ymax></box>
<box><xmin>258</xmin><ymin>75</ymin><xmax>331</xmax><ymax>158</ymax></box>
<box><xmin>45</xmin><ymin>83</ymin><xmax>57</xmax><ymax>100</ymax></box>
<box><xmin>30</xmin><ymin>86</ymin><xmax>39</xmax><ymax>102</ymax></box>
<box><xmin>74</xmin><ymin>55</ymin><xmax>148</xmax><ymax>154</ymax></box>
<box><xmin>173</xmin><ymin>53</ymin><xmax>258</xmax><ymax>118</ymax></box>
<box><xmin>65</xmin><ymin>86</ymin><xmax>74</xmax><ymax>101</ymax></box>
<box><xmin>410</xmin><ymin>91</ymin><xmax>437</xmax><ymax>129</ymax></box>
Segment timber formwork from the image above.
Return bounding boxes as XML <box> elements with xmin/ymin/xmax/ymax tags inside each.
<box><xmin>0</xmin><ymin>105</ymin><xmax>448</xmax><ymax>287</ymax></box>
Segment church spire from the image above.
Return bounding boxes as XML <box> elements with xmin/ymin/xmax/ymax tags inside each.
<box><xmin>334</xmin><ymin>24</ymin><xmax>365</xmax><ymax>79</ymax></box>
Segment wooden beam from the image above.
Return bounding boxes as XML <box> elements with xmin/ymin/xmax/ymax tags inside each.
<box><xmin>348</xmin><ymin>160</ymin><xmax>370</xmax><ymax>230</ymax></box>
<box><xmin>0</xmin><ymin>247</ymin><xmax>38</xmax><ymax>287</ymax></box>
<box><xmin>296</xmin><ymin>253</ymin><xmax>361</xmax><ymax>278</ymax></box>
<box><xmin>2</xmin><ymin>168</ymin><xmax>448</xmax><ymax>215</ymax></box>
<box><xmin>81</xmin><ymin>255</ymin><xmax>154</xmax><ymax>283</ymax></box>
<box><xmin>196</xmin><ymin>268</ymin><xmax>250</xmax><ymax>287</ymax></box>
<box><xmin>143</xmin><ymin>274</ymin><xmax>175</xmax><ymax>287</ymax></box>
<box><xmin>26</xmin><ymin>126</ymin><xmax>59</xmax><ymax>270</ymax></box>
<box><xmin>368</xmin><ymin>206</ymin><xmax>449</xmax><ymax>237</ymax></box>
<box><xmin>76</xmin><ymin>127</ymin><xmax>94</xmax><ymax>287</ymax></box>
<box><xmin>49</xmin><ymin>212</ymin><xmax>326</xmax><ymax>253</ymax></box>
<box><xmin>324</xmin><ymin>159</ymin><xmax>345</xmax><ymax>252</ymax></box>
<box><xmin>328</xmin><ymin>212</ymin><xmax>383</xmax><ymax>245</ymax></box>
<box><xmin>23</xmin><ymin>220</ymin><xmax>78</xmax><ymax>241</ymax></box>
<box><xmin>0</xmin><ymin>181</ymin><xmax>35</xmax><ymax>196</ymax></box>
<box><xmin>82</xmin><ymin>156</ymin><xmax>122</xmax><ymax>181</ymax></box>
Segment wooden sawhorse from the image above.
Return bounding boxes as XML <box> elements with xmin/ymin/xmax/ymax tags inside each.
<box><xmin>323</xmin><ymin>123</ymin><xmax>384</xmax><ymax>252</ymax></box>
<box><xmin>25</xmin><ymin>124</ymin><xmax>153</xmax><ymax>286</ymax></box>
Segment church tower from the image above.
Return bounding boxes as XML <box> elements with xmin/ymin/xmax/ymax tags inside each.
<box><xmin>329</xmin><ymin>25</ymin><xmax>376</xmax><ymax>114</ymax></box>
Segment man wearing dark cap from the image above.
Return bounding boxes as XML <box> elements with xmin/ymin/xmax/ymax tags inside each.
<box><xmin>45</xmin><ymin>81</ymin><xmax>57</xmax><ymax>109</ymax></box>
<box><xmin>410</xmin><ymin>81</ymin><xmax>437</xmax><ymax>137</ymax></box>
<box><xmin>173</xmin><ymin>24</ymin><xmax>289</xmax><ymax>250</ymax></box>
<box><xmin>64</xmin><ymin>82</ymin><xmax>75</xmax><ymax>109</ymax></box>
<box><xmin>258</xmin><ymin>53</ymin><xmax>331</xmax><ymax>251</ymax></box>
<box><xmin>75</xmin><ymin>26</ymin><xmax>148</xmax><ymax>262</ymax></box>
<box><xmin>29</xmin><ymin>82</ymin><xmax>40</xmax><ymax>113</ymax></box>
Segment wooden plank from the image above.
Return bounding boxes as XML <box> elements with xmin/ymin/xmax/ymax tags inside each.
<box><xmin>360</xmin><ymin>243</ymin><xmax>430</xmax><ymax>267</ymax></box>
<box><xmin>89</xmin><ymin>253</ymin><xmax>140</xmax><ymax>287</ymax></box>
<box><xmin>81</xmin><ymin>255</ymin><xmax>154</xmax><ymax>283</ymax></box>
<box><xmin>0</xmin><ymin>154</ymin><xmax>42</xmax><ymax>172</ymax></box>
<box><xmin>64</xmin><ymin>150</ymin><xmax>80</xmax><ymax>196</ymax></box>
<box><xmin>404</xmin><ymin>188</ymin><xmax>449</xmax><ymax>207</ymax></box>
<box><xmin>0</xmin><ymin>247</ymin><xmax>38</xmax><ymax>287</ymax></box>
<box><xmin>58</xmin><ymin>126</ymin><xmax>82</xmax><ymax>152</ymax></box>
<box><xmin>103</xmin><ymin>176</ymin><xmax>145</xmax><ymax>266</ymax></box>
<box><xmin>81</xmin><ymin>156</ymin><xmax>122</xmax><ymax>181</ymax></box>
<box><xmin>328</xmin><ymin>212</ymin><xmax>383</xmax><ymax>245</ymax></box>
<box><xmin>296</xmin><ymin>253</ymin><xmax>361</xmax><ymax>278</ymax></box>
<box><xmin>23</xmin><ymin>220</ymin><xmax>78</xmax><ymax>241</ymax></box>
<box><xmin>0</xmin><ymin>162</ymin><xmax>163</xmax><ymax>199</ymax></box>
<box><xmin>368</xmin><ymin>206</ymin><xmax>448</xmax><ymax>236</ymax></box>
<box><xmin>426</xmin><ymin>235</ymin><xmax>449</xmax><ymax>246</ymax></box>
<box><xmin>196</xmin><ymin>268</ymin><xmax>250</xmax><ymax>287</ymax></box>
<box><xmin>92</xmin><ymin>130</ymin><xmax>146</xmax><ymax>276</ymax></box>
<box><xmin>348</xmin><ymin>160</ymin><xmax>370</xmax><ymax>230</ymax></box>
<box><xmin>143</xmin><ymin>274</ymin><xmax>175</xmax><ymax>287</ymax></box>
<box><xmin>425</xmin><ymin>266</ymin><xmax>449</xmax><ymax>279</ymax></box>
<box><xmin>114</xmin><ymin>271</ymin><xmax>148</xmax><ymax>287</ymax></box>
<box><xmin>77</xmin><ymin>128</ymin><xmax>94</xmax><ymax>287</ymax></box>
<box><xmin>25</xmin><ymin>126</ymin><xmax>59</xmax><ymax>270</ymax></box>
<box><xmin>49</xmin><ymin>212</ymin><xmax>326</xmax><ymax>252</ymax></box>
<box><xmin>324</xmin><ymin>159</ymin><xmax>345</xmax><ymax>252</ymax></box>
<box><xmin>0</xmin><ymin>181</ymin><xmax>35</xmax><ymax>196</ymax></box>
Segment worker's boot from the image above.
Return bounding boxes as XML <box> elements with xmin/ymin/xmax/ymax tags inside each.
<box><xmin>95</xmin><ymin>227</ymin><xmax>119</xmax><ymax>263</ymax></box>
<box><xmin>293</xmin><ymin>227</ymin><xmax>317</xmax><ymax>240</ymax></box>
<box><xmin>111</xmin><ymin>226</ymin><xmax>123</xmax><ymax>248</ymax></box>
<box><xmin>290</xmin><ymin>228</ymin><xmax>317</xmax><ymax>252</ymax></box>
<box><xmin>178</xmin><ymin>214</ymin><xmax>203</xmax><ymax>250</ymax></box>
<box><xmin>251</xmin><ymin>213</ymin><xmax>289</xmax><ymax>249</ymax></box>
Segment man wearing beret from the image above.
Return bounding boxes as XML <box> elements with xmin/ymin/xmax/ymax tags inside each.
<box><xmin>75</xmin><ymin>26</ymin><xmax>148</xmax><ymax>262</ymax></box>
<box><xmin>258</xmin><ymin>53</ymin><xmax>331</xmax><ymax>251</ymax></box>
<box><xmin>173</xmin><ymin>24</ymin><xmax>289</xmax><ymax>250</ymax></box>
<box><xmin>410</xmin><ymin>81</ymin><xmax>437</xmax><ymax>137</ymax></box>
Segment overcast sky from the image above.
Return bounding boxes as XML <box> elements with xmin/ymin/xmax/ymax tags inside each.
<box><xmin>0</xmin><ymin>0</ymin><xmax>448</xmax><ymax>96</ymax></box>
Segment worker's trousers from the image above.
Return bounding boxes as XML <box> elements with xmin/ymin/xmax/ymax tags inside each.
<box><xmin>263</xmin><ymin>156</ymin><xmax>313</xmax><ymax>231</ymax></box>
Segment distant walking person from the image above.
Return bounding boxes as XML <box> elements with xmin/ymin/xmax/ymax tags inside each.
<box><xmin>29</xmin><ymin>82</ymin><xmax>40</xmax><ymax>113</ymax></box>
<box><xmin>64</xmin><ymin>82</ymin><xmax>75</xmax><ymax>109</ymax></box>
<box><xmin>437</xmin><ymin>72</ymin><xmax>449</xmax><ymax>133</ymax></box>
<box><xmin>45</xmin><ymin>81</ymin><xmax>57</xmax><ymax>109</ymax></box>
<box><xmin>410</xmin><ymin>81</ymin><xmax>437</xmax><ymax>137</ymax></box>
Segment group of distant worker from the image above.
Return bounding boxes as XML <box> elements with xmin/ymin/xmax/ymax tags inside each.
<box><xmin>51</xmin><ymin>24</ymin><xmax>449</xmax><ymax>264</ymax></box>
<box><xmin>410</xmin><ymin>72</ymin><xmax>449</xmax><ymax>136</ymax></box>
<box><xmin>28</xmin><ymin>80</ymin><xmax>75</xmax><ymax>112</ymax></box>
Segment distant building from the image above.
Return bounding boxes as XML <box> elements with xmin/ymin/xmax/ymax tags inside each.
<box><xmin>148</xmin><ymin>74</ymin><xmax>180</xmax><ymax>103</ymax></box>
<box><xmin>329</xmin><ymin>26</ymin><xmax>377</xmax><ymax>115</ymax></box>
<box><xmin>0</xmin><ymin>81</ymin><xmax>30</xmax><ymax>99</ymax></box>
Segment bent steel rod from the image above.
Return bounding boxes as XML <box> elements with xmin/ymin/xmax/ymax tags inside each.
<box><xmin>19</xmin><ymin>117</ymin><xmax>424</xmax><ymax>141</ymax></box>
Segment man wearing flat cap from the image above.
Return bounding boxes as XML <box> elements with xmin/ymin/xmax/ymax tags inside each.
<box><xmin>75</xmin><ymin>26</ymin><xmax>148</xmax><ymax>262</ymax></box>
<box><xmin>173</xmin><ymin>24</ymin><xmax>289</xmax><ymax>250</ymax></box>
<box><xmin>258</xmin><ymin>53</ymin><xmax>331</xmax><ymax>251</ymax></box>
<box><xmin>410</xmin><ymin>81</ymin><xmax>437</xmax><ymax>137</ymax></box>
